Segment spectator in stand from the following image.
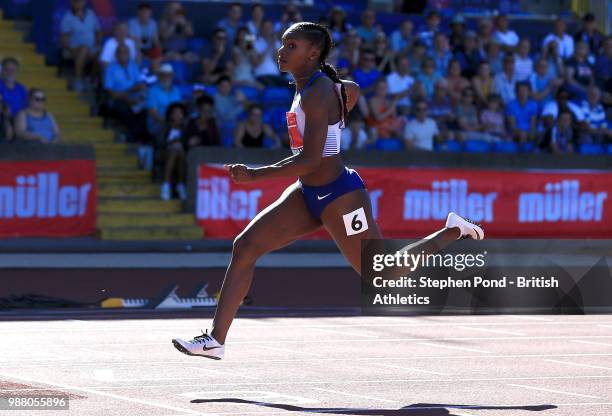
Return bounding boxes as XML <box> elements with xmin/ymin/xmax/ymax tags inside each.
<box><xmin>365</xmin><ymin>78</ymin><xmax>405</xmax><ymax>141</ymax></box>
<box><xmin>159</xmin><ymin>1</ymin><xmax>197</xmax><ymax>63</ymax></box>
<box><xmin>456</xmin><ymin>87</ymin><xmax>500</xmax><ymax>142</ymax></box>
<box><xmin>217</xmin><ymin>2</ymin><xmax>243</xmax><ymax>45</ymax></box>
<box><xmin>542</xmin><ymin>18</ymin><xmax>575</xmax><ymax>61</ymax></box>
<box><xmin>253</xmin><ymin>20</ymin><xmax>286</xmax><ymax>87</ymax></box>
<box><xmin>476</xmin><ymin>18</ymin><xmax>494</xmax><ymax>51</ymax></box>
<box><xmin>390</xmin><ymin>20</ymin><xmax>414</xmax><ymax>56</ymax></box>
<box><xmin>514</xmin><ymin>38</ymin><xmax>533</xmax><ymax>82</ymax></box>
<box><xmin>352</xmin><ymin>48</ymin><xmax>382</xmax><ymax>96</ymax></box>
<box><xmin>427</xmin><ymin>79</ymin><xmax>455</xmax><ymax>142</ymax></box>
<box><xmin>492</xmin><ymin>14</ymin><xmax>519</xmax><ymax>51</ymax></box>
<box><xmin>403</xmin><ymin>99</ymin><xmax>439</xmax><ymax>151</ymax></box>
<box><xmin>336</xmin><ymin>29</ymin><xmax>362</xmax><ymax>76</ymax></box>
<box><xmin>328</xmin><ymin>6</ymin><xmax>352</xmax><ymax>46</ymax></box>
<box><xmin>201</xmin><ymin>28</ymin><xmax>233</xmax><ymax>85</ymax></box>
<box><xmin>429</xmin><ymin>32</ymin><xmax>453</xmax><ymax>76</ymax></box>
<box><xmin>0</xmin><ymin>57</ymin><xmax>28</xmax><ymax>117</ymax></box>
<box><xmin>415</xmin><ymin>56</ymin><xmax>442</xmax><ymax>100</ymax></box>
<box><xmin>445</xmin><ymin>59</ymin><xmax>470</xmax><ymax>105</ymax></box>
<box><xmin>386</xmin><ymin>55</ymin><xmax>415</xmax><ymax>115</ymax></box>
<box><xmin>246</xmin><ymin>4</ymin><xmax>265</xmax><ymax>37</ymax></box>
<box><xmin>146</xmin><ymin>63</ymin><xmax>182</xmax><ymax>137</ymax></box>
<box><xmin>128</xmin><ymin>2</ymin><xmax>162</xmax><ymax>72</ymax></box>
<box><xmin>417</xmin><ymin>9</ymin><xmax>441</xmax><ymax>49</ymax></box>
<box><xmin>595</xmin><ymin>36</ymin><xmax>612</xmax><ymax>87</ymax></box>
<box><xmin>506</xmin><ymin>81</ymin><xmax>538</xmax><ymax>143</ymax></box>
<box><xmin>565</xmin><ymin>40</ymin><xmax>595</xmax><ymax>101</ymax></box>
<box><xmin>472</xmin><ymin>60</ymin><xmax>494</xmax><ymax>107</ymax></box>
<box><xmin>495</xmin><ymin>54</ymin><xmax>518</xmax><ymax>104</ymax></box>
<box><xmin>0</xmin><ymin>94</ymin><xmax>14</xmax><ymax>142</ymax></box>
<box><xmin>60</xmin><ymin>0</ymin><xmax>102</xmax><ymax>92</ymax></box>
<box><xmin>100</xmin><ymin>21</ymin><xmax>138</xmax><ymax>69</ymax></box>
<box><xmin>483</xmin><ymin>38</ymin><xmax>504</xmax><ymax>74</ymax></box>
<box><xmin>373</xmin><ymin>32</ymin><xmax>394</xmax><ymax>75</ymax></box>
<box><xmin>274</xmin><ymin>1</ymin><xmax>303</xmax><ymax>34</ymax></box>
<box><xmin>356</xmin><ymin>9</ymin><xmax>378</xmax><ymax>45</ymax></box>
<box><xmin>341</xmin><ymin>111</ymin><xmax>370</xmax><ymax>150</ymax></box>
<box><xmin>530</xmin><ymin>58</ymin><xmax>562</xmax><ymax>107</ymax></box>
<box><xmin>541</xmin><ymin>88</ymin><xmax>585</xmax><ymax>130</ymax></box>
<box><xmin>104</xmin><ymin>44</ymin><xmax>147</xmax><ymax>143</ymax></box>
<box><xmin>539</xmin><ymin>109</ymin><xmax>577</xmax><ymax>153</ymax></box>
<box><xmin>580</xmin><ymin>86</ymin><xmax>610</xmax><ymax>144</ymax></box>
<box><xmin>159</xmin><ymin>102</ymin><xmax>188</xmax><ymax>201</ymax></box>
<box><xmin>574</xmin><ymin>13</ymin><xmax>604</xmax><ymax>62</ymax></box>
<box><xmin>480</xmin><ymin>93</ymin><xmax>509</xmax><ymax>140</ymax></box>
<box><xmin>234</xmin><ymin>104</ymin><xmax>280</xmax><ymax>148</ymax></box>
<box><xmin>454</xmin><ymin>30</ymin><xmax>482</xmax><ymax>79</ymax></box>
<box><xmin>232</xmin><ymin>27</ymin><xmax>264</xmax><ymax>91</ymax></box>
<box><xmin>448</xmin><ymin>14</ymin><xmax>466</xmax><ymax>53</ymax></box>
<box><xmin>213</xmin><ymin>76</ymin><xmax>246</xmax><ymax>126</ymax></box>
<box><xmin>15</xmin><ymin>89</ymin><xmax>60</xmax><ymax>144</ymax></box>
<box><xmin>186</xmin><ymin>95</ymin><xmax>221</xmax><ymax>147</ymax></box>
<box><xmin>408</xmin><ymin>39</ymin><xmax>427</xmax><ymax>76</ymax></box>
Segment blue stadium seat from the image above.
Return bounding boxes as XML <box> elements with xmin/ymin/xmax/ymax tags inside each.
<box><xmin>219</xmin><ymin>122</ymin><xmax>236</xmax><ymax>147</ymax></box>
<box><xmin>204</xmin><ymin>85</ymin><xmax>217</xmax><ymax>96</ymax></box>
<box><xmin>262</xmin><ymin>87</ymin><xmax>293</xmax><ymax>106</ymax></box>
<box><xmin>463</xmin><ymin>139</ymin><xmax>491</xmax><ymax>153</ymax></box>
<box><xmin>187</xmin><ymin>38</ymin><xmax>206</xmax><ymax>55</ymax></box>
<box><xmin>437</xmin><ymin>139</ymin><xmax>462</xmax><ymax>152</ymax></box>
<box><xmin>494</xmin><ymin>141</ymin><xmax>519</xmax><ymax>153</ymax></box>
<box><xmin>179</xmin><ymin>84</ymin><xmax>193</xmax><ymax>100</ymax></box>
<box><xmin>166</xmin><ymin>61</ymin><xmax>188</xmax><ymax>84</ymax></box>
<box><xmin>263</xmin><ymin>107</ymin><xmax>287</xmax><ymax>131</ymax></box>
<box><xmin>579</xmin><ymin>143</ymin><xmax>605</xmax><ymax>155</ymax></box>
<box><xmin>607</xmin><ymin>144</ymin><xmax>612</xmax><ymax>154</ymax></box>
<box><xmin>520</xmin><ymin>141</ymin><xmax>536</xmax><ymax>152</ymax></box>
<box><xmin>375</xmin><ymin>138</ymin><xmax>403</xmax><ymax>151</ymax></box>
<box><xmin>237</xmin><ymin>86</ymin><xmax>261</xmax><ymax>103</ymax></box>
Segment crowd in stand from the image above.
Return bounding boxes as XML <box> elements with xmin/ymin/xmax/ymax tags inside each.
<box><xmin>1</xmin><ymin>0</ymin><xmax>610</xmax><ymax>199</ymax></box>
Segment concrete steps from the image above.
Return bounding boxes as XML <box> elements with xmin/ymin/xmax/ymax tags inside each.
<box><xmin>97</xmin><ymin>213</ymin><xmax>196</xmax><ymax>227</ymax></box>
<box><xmin>98</xmin><ymin>198</ymin><xmax>182</xmax><ymax>214</ymax></box>
<box><xmin>98</xmin><ymin>183</ymin><xmax>160</xmax><ymax>198</ymax></box>
<box><xmin>99</xmin><ymin>225</ymin><xmax>203</xmax><ymax>240</ymax></box>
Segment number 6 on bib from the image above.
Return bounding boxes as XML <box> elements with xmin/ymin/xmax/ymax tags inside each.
<box><xmin>342</xmin><ymin>207</ymin><xmax>369</xmax><ymax>236</ymax></box>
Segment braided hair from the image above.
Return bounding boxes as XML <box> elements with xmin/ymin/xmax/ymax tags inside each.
<box><xmin>290</xmin><ymin>22</ymin><xmax>348</xmax><ymax>127</ymax></box>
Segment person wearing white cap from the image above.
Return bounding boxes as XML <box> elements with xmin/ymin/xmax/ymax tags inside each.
<box><xmin>146</xmin><ymin>63</ymin><xmax>182</xmax><ymax>138</ymax></box>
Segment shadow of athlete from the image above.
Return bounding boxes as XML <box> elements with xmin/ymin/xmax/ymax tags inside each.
<box><xmin>171</xmin><ymin>22</ymin><xmax>484</xmax><ymax>360</ymax></box>
<box><xmin>191</xmin><ymin>398</ymin><xmax>557</xmax><ymax>415</ymax></box>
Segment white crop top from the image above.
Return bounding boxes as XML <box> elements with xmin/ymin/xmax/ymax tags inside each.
<box><xmin>286</xmin><ymin>71</ymin><xmax>344</xmax><ymax>157</ymax></box>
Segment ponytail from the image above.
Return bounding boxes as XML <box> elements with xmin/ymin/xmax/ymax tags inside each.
<box><xmin>319</xmin><ymin>61</ymin><xmax>348</xmax><ymax>128</ymax></box>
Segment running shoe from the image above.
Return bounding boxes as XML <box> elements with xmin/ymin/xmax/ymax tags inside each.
<box><xmin>445</xmin><ymin>212</ymin><xmax>485</xmax><ymax>240</ymax></box>
<box><xmin>171</xmin><ymin>329</ymin><xmax>224</xmax><ymax>360</ymax></box>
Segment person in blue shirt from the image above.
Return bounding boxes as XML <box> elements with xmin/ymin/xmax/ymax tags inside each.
<box><xmin>352</xmin><ymin>49</ymin><xmax>382</xmax><ymax>96</ymax></box>
<box><xmin>0</xmin><ymin>57</ymin><xmax>28</xmax><ymax>117</ymax></box>
<box><xmin>216</xmin><ymin>2</ymin><xmax>243</xmax><ymax>45</ymax></box>
<box><xmin>506</xmin><ymin>81</ymin><xmax>538</xmax><ymax>143</ymax></box>
<box><xmin>356</xmin><ymin>9</ymin><xmax>378</xmax><ymax>45</ymax></box>
<box><xmin>146</xmin><ymin>63</ymin><xmax>182</xmax><ymax>137</ymax></box>
<box><xmin>104</xmin><ymin>44</ymin><xmax>147</xmax><ymax>143</ymax></box>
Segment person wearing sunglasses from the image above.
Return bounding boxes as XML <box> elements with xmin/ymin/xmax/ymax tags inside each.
<box><xmin>14</xmin><ymin>89</ymin><xmax>60</xmax><ymax>144</ymax></box>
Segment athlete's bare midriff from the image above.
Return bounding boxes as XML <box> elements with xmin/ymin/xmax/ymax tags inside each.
<box><xmin>298</xmin><ymin>155</ymin><xmax>345</xmax><ymax>186</ymax></box>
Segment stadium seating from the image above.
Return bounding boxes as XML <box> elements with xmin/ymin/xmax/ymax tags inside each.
<box><xmin>463</xmin><ymin>139</ymin><xmax>491</xmax><ymax>153</ymax></box>
<box><xmin>579</xmin><ymin>143</ymin><xmax>606</xmax><ymax>155</ymax></box>
<box><xmin>494</xmin><ymin>141</ymin><xmax>519</xmax><ymax>153</ymax></box>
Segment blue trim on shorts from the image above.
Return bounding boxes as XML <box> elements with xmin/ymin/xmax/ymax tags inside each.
<box><xmin>298</xmin><ymin>167</ymin><xmax>366</xmax><ymax>219</ymax></box>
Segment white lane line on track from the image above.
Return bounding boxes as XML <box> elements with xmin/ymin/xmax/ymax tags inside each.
<box><xmin>0</xmin><ymin>371</ymin><xmax>217</xmax><ymax>415</ymax></box>
<box><xmin>543</xmin><ymin>359</ymin><xmax>612</xmax><ymax>371</ymax></box>
<box><xmin>458</xmin><ymin>326</ymin><xmax>527</xmax><ymax>336</ymax></box>
<box><xmin>311</xmin><ymin>387</ymin><xmax>401</xmax><ymax>404</ymax></box>
<box><xmin>507</xmin><ymin>316</ymin><xmax>554</xmax><ymax>321</ymax></box>
<box><xmin>6</xmin><ymin>320</ymin><xmax>612</xmax><ymax>332</ymax></box>
<box><xmin>507</xmin><ymin>383</ymin><xmax>601</xmax><ymax>399</ymax></box>
<box><xmin>307</xmin><ymin>327</ymin><xmax>379</xmax><ymax>338</ymax></box>
<box><xmin>187</xmin><ymin>366</ymin><xmax>259</xmax><ymax>380</ymax></box>
<box><xmin>252</xmin><ymin>345</ymin><xmax>324</xmax><ymax>357</ymax></box>
<box><xmin>418</xmin><ymin>342</ymin><xmax>492</xmax><ymax>354</ymax></box>
<box><xmin>572</xmin><ymin>340</ymin><xmax>612</xmax><ymax>347</ymax></box>
<box><xmin>598</xmin><ymin>324</ymin><xmax>612</xmax><ymax>329</ymax></box>
<box><xmin>368</xmin><ymin>362</ymin><xmax>449</xmax><ymax>376</ymax></box>
<box><xmin>80</xmin><ymin>348</ymin><xmax>133</xmax><ymax>359</ymax></box>
<box><xmin>4</xmin><ymin>352</ymin><xmax>612</xmax><ymax>367</ymax></box>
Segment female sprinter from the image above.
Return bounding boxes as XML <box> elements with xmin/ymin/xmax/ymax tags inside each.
<box><xmin>172</xmin><ymin>22</ymin><xmax>484</xmax><ymax>360</ymax></box>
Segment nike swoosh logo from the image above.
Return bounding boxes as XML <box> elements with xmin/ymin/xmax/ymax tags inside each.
<box><xmin>203</xmin><ymin>346</ymin><xmax>221</xmax><ymax>351</ymax></box>
<box><xmin>317</xmin><ymin>192</ymin><xmax>332</xmax><ymax>200</ymax></box>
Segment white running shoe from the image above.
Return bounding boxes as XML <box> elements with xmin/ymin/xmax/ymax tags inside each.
<box><xmin>445</xmin><ymin>212</ymin><xmax>485</xmax><ymax>240</ymax></box>
<box><xmin>172</xmin><ymin>329</ymin><xmax>225</xmax><ymax>360</ymax></box>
